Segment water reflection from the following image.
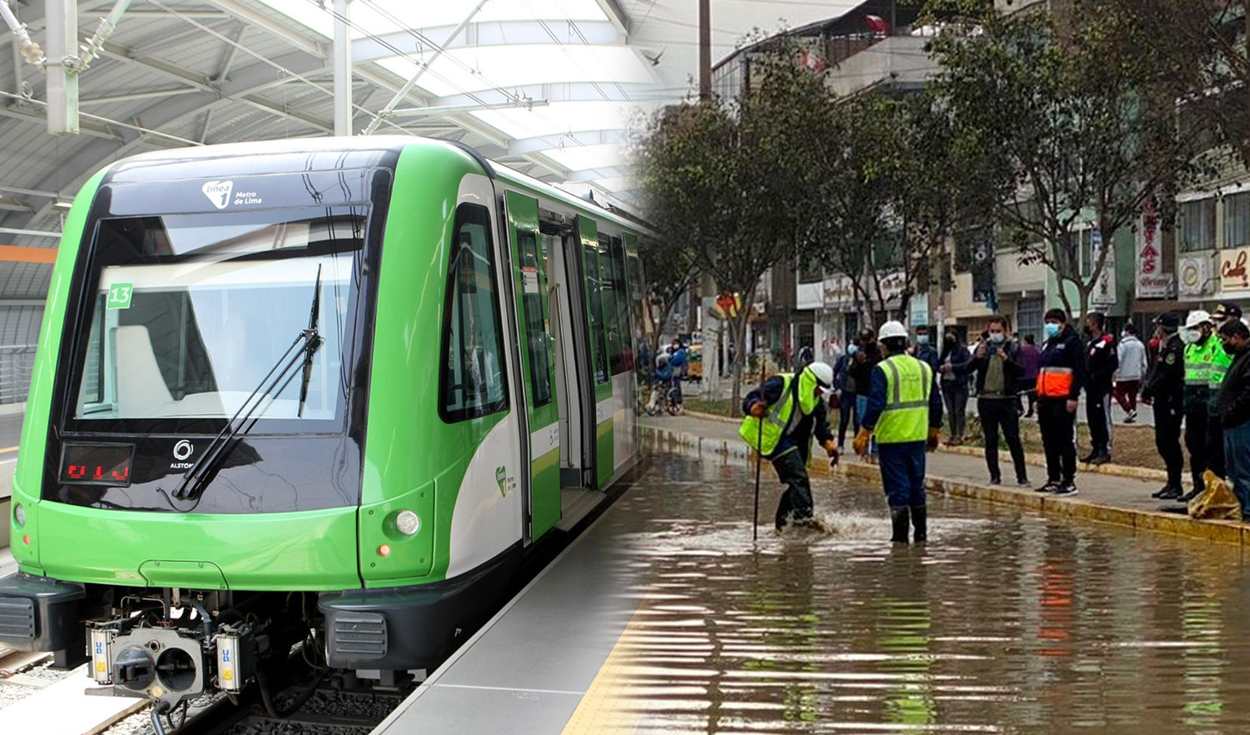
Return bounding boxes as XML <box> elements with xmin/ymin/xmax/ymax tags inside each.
<box><xmin>605</xmin><ymin>450</ymin><xmax>1250</xmax><ymax>733</ymax></box>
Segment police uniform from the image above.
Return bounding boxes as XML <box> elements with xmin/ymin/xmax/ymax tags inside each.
<box><xmin>740</xmin><ymin>369</ymin><xmax>835</xmax><ymax>529</ymax></box>
<box><xmin>1141</xmin><ymin>318</ymin><xmax>1185</xmax><ymax>496</ymax></box>
<box><xmin>859</xmin><ymin>353</ymin><xmax>943</xmax><ymax>542</ymax></box>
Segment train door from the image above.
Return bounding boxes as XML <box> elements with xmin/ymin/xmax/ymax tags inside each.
<box><xmin>574</xmin><ymin>216</ymin><xmax>613</xmax><ymax>487</ymax></box>
<box><xmin>502</xmin><ymin>191</ymin><xmax>561</xmax><ymax>542</ymax></box>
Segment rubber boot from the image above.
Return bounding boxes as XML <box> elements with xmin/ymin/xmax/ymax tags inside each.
<box><xmin>890</xmin><ymin>506</ymin><xmax>910</xmax><ymax>544</ymax></box>
<box><xmin>911</xmin><ymin>505</ymin><xmax>928</xmax><ymax>543</ymax></box>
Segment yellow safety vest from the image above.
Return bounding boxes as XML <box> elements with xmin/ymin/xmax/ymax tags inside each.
<box><xmin>739</xmin><ymin>373</ymin><xmax>797</xmax><ymax>456</ymax></box>
<box><xmin>874</xmin><ymin>354</ymin><xmax>933</xmax><ymax>445</ymax></box>
<box><xmin>1185</xmin><ymin>339</ymin><xmax>1216</xmax><ymax>387</ymax></box>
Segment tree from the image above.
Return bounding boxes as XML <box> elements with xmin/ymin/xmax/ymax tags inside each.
<box><xmin>637</xmin><ymin>47</ymin><xmax>828</xmax><ymax>413</ymax></box>
<box><xmin>1105</xmin><ymin>0</ymin><xmax>1250</xmax><ymax>168</ymax></box>
<box><xmin>635</xmin><ymin>234</ymin><xmax>700</xmax><ymax>366</ymax></box>
<box><xmin>927</xmin><ymin>3</ymin><xmax>1216</xmax><ymax>317</ymax></box>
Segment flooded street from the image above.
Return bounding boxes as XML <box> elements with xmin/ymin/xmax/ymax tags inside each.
<box><xmin>611</xmin><ymin>451</ymin><xmax>1250</xmax><ymax>733</ymax></box>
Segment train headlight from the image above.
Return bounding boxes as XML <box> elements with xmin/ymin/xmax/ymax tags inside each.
<box><xmin>13</xmin><ymin>503</ymin><xmax>24</xmax><ymax>527</ymax></box>
<box><xmin>396</xmin><ymin>510</ymin><xmax>420</xmax><ymax>536</ymax></box>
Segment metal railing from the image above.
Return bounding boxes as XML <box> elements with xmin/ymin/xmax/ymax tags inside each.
<box><xmin>0</xmin><ymin>345</ymin><xmax>36</xmax><ymax>405</ymax></box>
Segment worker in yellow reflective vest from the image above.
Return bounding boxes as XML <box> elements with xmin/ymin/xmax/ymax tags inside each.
<box><xmin>740</xmin><ymin>361</ymin><xmax>839</xmax><ymax>529</ymax></box>
<box><xmin>854</xmin><ymin>321</ymin><xmax>944</xmax><ymax>543</ymax></box>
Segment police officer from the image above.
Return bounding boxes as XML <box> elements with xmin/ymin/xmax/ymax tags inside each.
<box><xmin>1142</xmin><ymin>313</ymin><xmax>1186</xmax><ymax>499</ymax></box>
<box><xmin>1180</xmin><ymin>310</ymin><xmax>1216</xmax><ymax>498</ymax></box>
<box><xmin>855</xmin><ymin>321</ymin><xmax>943</xmax><ymax>543</ymax></box>
<box><xmin>1204</xmin><ymin>303</ymin><xmax>1241</xmax><ymax>485</ymax></box>
<box><xmin>741</xmin><ymin>361</ymin><xmax>839</xmax><ymax>530</ymax></box>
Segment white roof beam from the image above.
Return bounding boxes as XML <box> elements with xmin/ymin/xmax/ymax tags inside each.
<box><xmin>593</xmin><ymin>0</ymin><xmax>632</xmax><ymax>35</ymax></box>
<box><xmin>201</xmin><ymin>0</ymin><xmax>326</xmax><ymax>58</ymax></box>
<box><xmin>563</xmin><ymin>165</ymin><xmax>637</xmax><ymax>183</ymax></box>
<box><xmin>352</xmin><ymin>20</ymin><xmax>624</xmax><ymax>63</ymax></box>
<box><xmin>508</xmin><ymin>129</ymin><xmax>627</xmax><ymax>155</ymax></box>
<box><xmin>431</xmin><ymin>83</ymin><xmax>655</xmax><ymax>108</ymax></box>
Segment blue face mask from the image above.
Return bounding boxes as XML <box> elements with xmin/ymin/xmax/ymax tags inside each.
<box><xmin>847</xmin><ymin>345</ymin><xmax>858</xmax><ymax>356</ymax></box>
<box><xmin>1044</xmin><ymin>323</ymin><xmax>1061</xmax><ymax>339</ymax></box>
<box><xmin>917</xmin><ymin>335</ymin><xmax>930</xmax><ymax>346</ymax></box>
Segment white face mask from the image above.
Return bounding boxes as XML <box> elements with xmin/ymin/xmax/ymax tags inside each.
<box><xmin>1181</xmin><ymin>329</ymin><xmax>1200</xmax><ymax>345</ymax></box>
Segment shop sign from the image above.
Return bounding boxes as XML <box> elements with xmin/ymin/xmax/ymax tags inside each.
<box><xmin>1220</xmin><ymin>248</ymin><xmax>1250</xmax><ymax>291</ymax></box>
<box><xmin>1136</xmin><ymin>202</ymin><xmax>1172</xmax><ymax>299</ymax></box>
<box><xmin>909</xmin><ymin>293</ymin><xmax>929</xmax><ymax>327</ymax></box>
<box><xmin>1178</xmin><ymin>255</ymin><xmax>1213</xmax><ymax>297</ymax></box>
<box><xmin>823</xmin><ymin>275</ymin><xmax>855</xmax><ymax>308</ymax></box>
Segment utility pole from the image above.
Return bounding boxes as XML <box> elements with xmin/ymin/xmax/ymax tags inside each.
<box><xmin>699</xmin><ymin>0</ymin><xmax>711</xmax><ymax>100</ymax></box>
<box><xmin>333</xmin><ymin>0</ymin><xmax>352</xmax><ymax>136</ymax></box>
<box><xmin>45</xmin><ymin>0</ymin><xmax>78</xmax><ymax>135</ymax></box>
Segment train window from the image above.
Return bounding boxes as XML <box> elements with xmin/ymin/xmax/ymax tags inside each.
<box><xmin>517</xmin><ymin>229</ymin><xmax>552</xmax><ymax>407</ymax></box>
<box><xmin>440</xmin><ymin>204</ymin><xmax>509</xmax><ymax>422</ymax></box>
<box><xmin>583</xmin><ymin>240</ymin><xmax>609</xmax><ymax>385</ymax></box>
<box><xmin>597</xmin><ymin>235</ymin><xmax>619</xmax><ymax>377</ymax></box>
<box><xmin>607</xmin><ymin>236</ymin><xmax>631</xmax><ymax>374</ymax></box>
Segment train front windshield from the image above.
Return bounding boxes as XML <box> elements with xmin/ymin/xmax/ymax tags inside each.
<box><xmin>69</xmin><ymin>207</ymin><xmax>367</xmax><ymax>431</ymax></box>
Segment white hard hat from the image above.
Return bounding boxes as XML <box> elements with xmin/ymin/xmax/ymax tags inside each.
<box><xmin>806</xmin><ymin>361</ymin><xmax>834</xmax><ymax>388</ymax></box>
<box><xmin>1185</xmin><ymin>310</ymin><xmax>1212</xmax><ymax>329</ymax></box>
<box><xmin>878</xmin><ymin>320</ymin><xmax>909</xmax><ymax>341</ymax></box>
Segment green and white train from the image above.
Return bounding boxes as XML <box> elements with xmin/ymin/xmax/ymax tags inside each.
<box><xmin>0</xmin><ymin>137</ymin><xmax>646</xmax><ymax>708</ymax></box>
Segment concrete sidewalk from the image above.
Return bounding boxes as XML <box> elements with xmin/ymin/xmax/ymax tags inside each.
<box><xmin>641</xmin><ymin>413</ymin><xmax>1250</xmax><ymax>548</ymax></box>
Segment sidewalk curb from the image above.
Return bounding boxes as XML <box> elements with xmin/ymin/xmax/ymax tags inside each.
<box><xmin>640</xmin><ymin>425</ymin><xmax>1247</xmax><ymax>548</ymax></box>
<box><xmin>682</xmin><ymin>409</ymin><xmax>1176</xmax><ymax>486</ymax></box>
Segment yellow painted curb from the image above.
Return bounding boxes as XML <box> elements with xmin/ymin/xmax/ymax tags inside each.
<box><xmin>640</xmin><ymin>426</ymin><xmax>1248</xmax><ymax>548</ymax></box>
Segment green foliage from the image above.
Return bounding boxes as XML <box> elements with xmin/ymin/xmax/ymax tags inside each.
<box><xmin>928</xmin><ymin>3</ymin><xmax>1215</xmax><ymax>315</ymax></box>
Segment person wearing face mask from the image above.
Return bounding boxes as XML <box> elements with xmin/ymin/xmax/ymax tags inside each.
<box><xmin>971</xmin><ymin>316</ymin><xmax>1029</xmax><ymax>486</ymax></box>
<box><xmin>1202</xmin><ymin>303</ymin><xmax>1241</xmax><ymax>488</ymax></box>
<box><xmin>938</xmin><ymin>330</ymin><xmax>972</xmax><ymax>445</ymax></box>
<box><xmin>1035</xmin><ymin>309</ymin><xmax>1086</xmax><ymax>496</ymax></box>
<box><xmin>1180</xmin><ymin>310</ymin><xmax>1216</xmax><ymax>498</ymax></box>
<box><xmin>1080</xmin><ymin>312</ymin><xmax>1118</xmax><ymax>465</ymax></box>
<box><xmin>915</xmin><ymin>325</ymin><xmax>939</xmax><ymax>372</ymax></box>
<box><xmin>1214</xmin><ymin>318</ymin><xmax>1250</xmax><ymax>520</ymax></box>
<box><xmin>1141</xmin><ymin>313</ymin><xmax>1187</xmax><ymax>499</ymax></box>
<box><xmin>740</xmin><ymin>361</ymin><xmax>840</xmax><ymax>530</ymax></box>
<box><xmin>833</xmin><ymin>341</ymin><xmax>859</xmax><ymax>450</ymax></box>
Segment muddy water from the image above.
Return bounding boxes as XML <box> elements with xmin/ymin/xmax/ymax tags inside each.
<box><xmin>612</xmin><ymin>452</ymin><xmax>1250</xmax><ymax>733</ymax></box>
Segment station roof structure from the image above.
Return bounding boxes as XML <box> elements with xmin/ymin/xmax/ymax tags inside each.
<box><xmin>0</xmin><ymin>0</ymin><xmax>853</xmax><ymax>332</ymax></box>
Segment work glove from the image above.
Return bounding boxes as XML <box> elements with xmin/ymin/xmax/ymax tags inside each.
<box><xmin>823</xmin><ymin>439</ymin><xmax>840</xmax><ymax>467</ymax></box>
<box><xmin>748</xmin><ymin>401</ymin><xmax>767</xmax><ymax>418</ymax></box>
<box><xmin>927</xmin><ymin>427</ymin><xmax>940</xmax><ymax>452</ymax></box>
<box><xmin>853</xmin><ymin>428</ymin><xmax>872</xmax><ymax>457</ymax></box>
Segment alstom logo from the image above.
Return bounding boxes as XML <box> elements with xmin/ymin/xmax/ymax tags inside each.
<box><xmin>202</xmin><ymin>180</ymin><xmax>233</xmax><ymax>210</ymax></box>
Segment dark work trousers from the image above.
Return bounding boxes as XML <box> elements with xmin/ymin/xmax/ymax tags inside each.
<box><xmin>879</xmin><ymin>441</ymin><xmax>927</xmax><ymax>507</ymax></box>
<box><xmin>1086</xmin><ymin>389</ymin><xmax>1113</xmax><ymax>456</ymax></box>
<box><xmin>1185</xmin><ymin>404</ymin><xmax>1209</xmax><ymax>493</ymax></box>
<box><xmin>1154</xmin><ymin>401</ymin><xmax>1185</xmax><ymax>489</ymax></box>
<box><xmin>979</xmin><ymin>397</ymin><xmax>1028</xmax><ymax>482</ymax></box>
<box><xmin>837</xmin><ymin>392</ymin><xmax>858</xmax><ymax>448</ymax></box>
<box><xmin>1207</xmin><ymin>411</ymin><xmax>1226</xmax><ymax>479</ymax></box>
<box><xmin>771</xmin><ymin>448</ymin><xmax>814</xmax><ymax>529</ymax></box>
<box><xmin>1038</xmin><ymin>399</ymin><xmax>1077</xmax><ymax>484</ymax></box>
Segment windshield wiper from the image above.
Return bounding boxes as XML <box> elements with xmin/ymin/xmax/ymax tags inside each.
<box><xmin>167</xmin><ymin>273</ymin><xmax>324</xmax><ymax>507</ymax></box>
<box><xmin>298</xmin><ymin>265</ymin><xmax>323</xmax><ymax>418</ymax></box>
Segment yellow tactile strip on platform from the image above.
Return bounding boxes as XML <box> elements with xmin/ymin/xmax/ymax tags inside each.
<box><xmin>640</xmin><ymin>426</ymin><xmax>1250</xmax><ymax>549</ymax></box>
<box><xmin>559</xmin><ymin>600</ymin><xmax>648</xmax><ymax>735</ymax></box>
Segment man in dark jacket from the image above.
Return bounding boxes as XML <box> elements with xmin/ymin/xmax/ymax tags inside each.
<box><xmin>1214</xmin><ymin>319</ymin><xmax>1250</xmax><ymax>520</ymax></box>
<box><xmin>1082</xmin><ymin>311</ymin><xmax>1117</xmax><ymax>465</ymax></box>
<box><xmin>970</xmin><ymin>316</ymin><xmax>1029</xmax><ymax>486</ymax></box>
<box><xmin>1036</xmin><ymin>308</ymin><xmax>1086</xmax><ymax>496</ymax></box>
<box><xmin>1141</xmin><ymin>313</ymin><xmax>1186</xmax><ymax>499</ymax></box>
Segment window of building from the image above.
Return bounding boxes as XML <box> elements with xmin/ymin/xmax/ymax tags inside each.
<box><xmin>517</xmin><ymin>229</ymin><xmax>552</xmax><ymax>408</ymax></box>
<box><xmin>440</xmin><ymin>204</ymin><xmax>508</xmax><ymax>422</ymax></box>
<box><xmin>1225</xmin><ymin>192</ymin><xmax>1250</xmax><ymax>250</ymax></box>
<box><xmin>1180</xmin><ymin>197</ymin><xmax>1217</xmax><ymax>252</ymax></box>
